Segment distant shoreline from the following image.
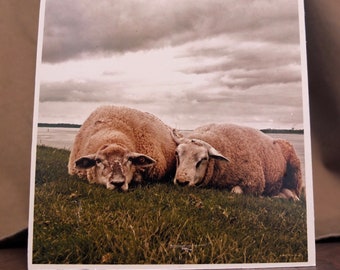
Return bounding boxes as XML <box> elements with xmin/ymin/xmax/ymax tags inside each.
<box><xmin>38</xmin><ymin>123</ymin><xmax>304</xmax><ymax>134</ymax></box>
<box><xmin>38</xmin><ymin>123</ymin><xmax>81</xmax><ymax>128</ymax></box>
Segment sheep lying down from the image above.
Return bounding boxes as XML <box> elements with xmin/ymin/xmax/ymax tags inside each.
<box><xmin>172</xmin><ymin>123</ymin><xmax>303</xmax><ymax>201</ymax></box>
<box><xmin>68</xmin><ymin>105</ymin><xmax>176</xmax><ymax>191</ymax></box>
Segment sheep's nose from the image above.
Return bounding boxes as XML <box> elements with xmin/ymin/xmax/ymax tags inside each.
<box><xmin>111</xmin><ymin>181</ymin><xmax>124</xmax><ymax>188</ymax></box>
<box><xmin>176</xmin><ymin>180</ymin><xmax>190</xmax><ymax>187</ymax></box>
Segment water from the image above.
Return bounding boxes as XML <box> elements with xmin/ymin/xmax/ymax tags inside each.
<box><xmin>36</xmin><ymin>127</ymin><xmax>306</xmax><ymax>181</ymax></box>
<box><xmin>37</xmin><ymin>127</ymin><xmax>79</xmax><ymax>150</ymax></box>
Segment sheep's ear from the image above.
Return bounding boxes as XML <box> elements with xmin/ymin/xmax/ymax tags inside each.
<box><xmin>127</xmin><ymin>153</ymin><xmax>156</xmax><ymax>168</ymax></box>
<box><xmin>75</xmin><ymin>154</ymin><xmax>97</xmax><ymax>169</ymax></box>
<box><xmin>171</xmin><ymin>129</ymin><xmax>188</xmax><ymax>145</ymax></box>
<box><xmin>208</xmin><ymin>147</ymin><xmax>230</xmax><ymax>162</ymax></box>
<box><xmin>195</xmin><ymin>139</ymin><xmax>230</xmax><ymax>162</ymax></box>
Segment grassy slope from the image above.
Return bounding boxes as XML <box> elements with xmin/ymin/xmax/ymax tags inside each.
<box><xmin>33</xmin><ymin>146</ymin><xmax>308</xmax><ymax>265</ymax></box>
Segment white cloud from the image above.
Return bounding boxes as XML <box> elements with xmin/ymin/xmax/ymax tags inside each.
<box><xmin>37</xmin><ymin>0</ymin><xmax>304</xmax><ymax>130</ymax></box>
<box><xmin>42</xmin><ymin>0</ymin><xmax>299</xmax><ymax>63</ymax></box>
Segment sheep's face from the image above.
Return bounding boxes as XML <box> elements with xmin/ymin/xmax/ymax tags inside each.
<box><xmin>174</xmin><ymin>139</ymin><xmax>229</xmax><ymax>187</ymax></box>
<box><xmin>75</xmin><ymin>144</ymin><xmax>156</xmax><ymax>191</ymax></box>
<box><xmin>174</xmin><ymin>141</ymin><xmax>209</xmax><ymax>186</ymax></box>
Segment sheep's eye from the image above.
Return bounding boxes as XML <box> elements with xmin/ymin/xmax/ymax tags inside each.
<box><xmin>95</xmin><ymin>158</ymin><xmax>102</xmax><ymax>164</ymax></box>
<box><xmin>196</xmin><ymin>157</ymin><xmax>207</xmax><ymax>169</ymax></box>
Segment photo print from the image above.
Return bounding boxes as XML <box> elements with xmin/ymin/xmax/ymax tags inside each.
<box><xmin>28</xmin><ymin>0</ymin><xmax>315</xmax><ymax>269</ymax></box>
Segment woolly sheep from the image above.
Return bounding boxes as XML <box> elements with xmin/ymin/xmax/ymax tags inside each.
<box><xmin>68</xmin><ymin>105</ymin><xmax>177</xmax><ymax>191</ymax></box>
<box><xmin>172</xmin><ymin>123</ymin><xmax>302</xmax><ymax>200</ymax></box>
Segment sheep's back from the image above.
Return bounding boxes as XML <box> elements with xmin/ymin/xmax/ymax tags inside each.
<box><xmin>69</xmin><ymin>106</ymin><xmax>176</xmax><ymax>180</ymax></box>
<box><xmin>189</xmin><ymin>124</ymin><xmax>286</xmax><ymax>190</ymax></box>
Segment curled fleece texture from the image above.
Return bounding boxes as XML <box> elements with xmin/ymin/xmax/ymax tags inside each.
<box><xmin>187</xmin><ymin>123</ymin><xmax>302</xmax><ymax>198</ymax></box>
<box><xmin>68</xmin><ymin>105</ymin><xmax>177</xmax><ymax>184</ymax></box>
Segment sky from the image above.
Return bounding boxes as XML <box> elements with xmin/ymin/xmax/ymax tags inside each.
<box><xmin>37</xmin><ymin>0</ymin><xmax>306</xmax><ymax>130</ymax></box>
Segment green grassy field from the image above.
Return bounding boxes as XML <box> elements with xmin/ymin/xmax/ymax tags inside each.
<box><xmin>33</xmin><ymin>145</ymin><xmax>308</xmax><ymax>265</ymax></box>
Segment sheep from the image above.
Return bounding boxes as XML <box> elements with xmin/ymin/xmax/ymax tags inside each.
<box><xmin>171</xmin><ymin>123</ymin><xmax>303</xmax><ymax>201</ymax></box>
<box><xmin>68</xmin><ymin>105</ymin><xmax>177</xmax><ymax>191</ymax></box>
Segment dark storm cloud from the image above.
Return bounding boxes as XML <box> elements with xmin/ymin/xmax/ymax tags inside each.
<box><xmin>40</xmin><ymin>80</ymin><xmax>120</xmax><ymax>102</ymax></box>
<box><xmin>178</xmin><ymin>37</ymin><xmax>301</xmax><ymax>91</ymax></box>
<box><xmin>182</xmin><ymin>80</ymin><xmax>302</xmax><ymax>109</ymax></box>
<box><xmin>180</xmin><ymin>42</ymin><xmax>300</xmax><ymax>75</ymax></box>
<box><xmin>218</xmin><ymin>67</ymin><xmax>302</xmax><ymax>90</ymax></box>
<box><xmin>42</xmin><ymin>0</ymin><xmax>299</xmax><ymax>63</ymax></box>
<box><xmin>40</xmin><ymin>80</ymin><xmax>158</xmax><ymax>105</ymax></box>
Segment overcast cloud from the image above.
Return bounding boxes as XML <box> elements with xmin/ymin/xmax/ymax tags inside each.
<box><xmin>38</xmin><ymin>0</ymin><xmax>305</xmax><ymax>130</ymax></box>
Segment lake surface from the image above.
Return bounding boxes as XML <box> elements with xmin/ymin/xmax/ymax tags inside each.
<box><xmin>37</xmin><ymin>127</ymin><xmax>79</xmax><ymax>150</ymax></box>
<box><xmin>36</xmin><ymin>127</ymin><xmax>306</xmax><ymax>182</ymax></box>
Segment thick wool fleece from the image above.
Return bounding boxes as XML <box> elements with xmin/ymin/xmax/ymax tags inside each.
<box><xmin>68</xmin><ymin>105</ymin><xmax>177</xmax><ymax>183</ymax></box>
<box><xmin>187</xmin><ymin>123</ymin><xmax>302</xmax><ymax>197</ymax></box>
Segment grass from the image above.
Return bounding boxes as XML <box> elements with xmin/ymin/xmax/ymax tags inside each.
<box><xmin>33</xmin><ymin>145</ymin><xmax>308</xmax><ymax>265</ymax></box>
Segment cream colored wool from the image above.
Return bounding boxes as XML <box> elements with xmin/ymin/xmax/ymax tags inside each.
<box><xmin>175</xmin><ymin>123</ymin><xmax>302</xmax><ymax>199</ymax></box>
<box><xmin>68</xmin><ymin>105</ymin><xmax>177</xmax><ymax>187</ymax></box>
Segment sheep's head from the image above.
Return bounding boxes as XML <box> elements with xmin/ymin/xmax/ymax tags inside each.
<box><xmin>74</xmin><ymin>144</ymin><xmax>156</xmax><ymax>191</ymax></box>
<box><xmin>171</xmin><ymin>129</ymin><xmax>229</xmax><ymax>187</ymax></box>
